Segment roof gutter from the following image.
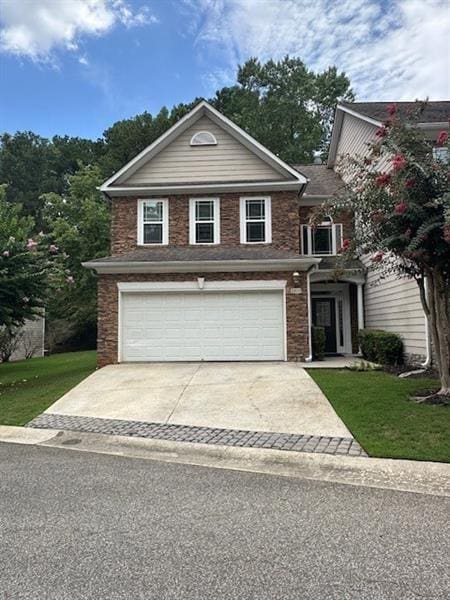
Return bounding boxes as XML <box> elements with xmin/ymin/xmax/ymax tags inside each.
<box><xmin>82</xmin><ymin>257</ymin><xmax>322</xmax><ymax>275</ymax></box>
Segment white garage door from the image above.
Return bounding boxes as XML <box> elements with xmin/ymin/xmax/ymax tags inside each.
<box><xmin>120</xmin><ymin>290</ymin><xmax>285</xmax><ymax>361</ymax></box>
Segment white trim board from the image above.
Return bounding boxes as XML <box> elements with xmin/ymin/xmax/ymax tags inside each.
<box><xmin>117</xmin><ymin>280</ymin><xmax>288</xmax><ymax>293</ymax></box>
<box><xmin>100</xmin><ymin>101</ymin><xmax>307</xmax><ymax>194</ymax></box>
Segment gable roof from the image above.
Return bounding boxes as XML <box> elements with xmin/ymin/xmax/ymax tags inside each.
<box><xmin>340</xmin><ymin>101</ymin><xmax>450</xmax><ymax>124</ymax></box>
<box><xmin>292</xmin><ymin>164</ymin><xmax>343</xmax><ymax>197</ymax></box>
<box><xmin>327</xmin><ymin>100</ymin><xmax>450</xmax><ymax>167</ymax></box>
<box><xmin>101</xmin><ymin>100</ymin><xmax>307</xmax><ymax>196</ymax></box>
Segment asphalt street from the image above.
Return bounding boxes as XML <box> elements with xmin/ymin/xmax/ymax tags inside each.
<box><xmin>0</xmin><ymin>442</ymin><xmax>448</xmax><ymax>599</ymax></box>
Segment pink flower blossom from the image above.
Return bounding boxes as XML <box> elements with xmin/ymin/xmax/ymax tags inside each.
<box><xmin>26</xmin><ymin>238</ymin><xmax>38</xmax><ymax>250</ymax></box>
<box><xmin>387</xmin><ymin>103</ymin><xmax>397</xmax><ymax>116</ymax></box>
<box><xmin>2</xmin><ymin>250</ymin><xmax>9</xmax><ymax>257</ymax></box>
<box><xmin>405</xmin><ymin>178</ymin><xmax>416</xmax><ymax>188</ymax></box>
<box><xmin>371</xmin><ymin>251</ymin><xmax>385</xmax><ymax>263</ymax></box>
<box><xmin>341</xmin><ymin>239</ymin><xmax>350</xmax><ymax>251</ymax></box>
<box><xmin>375</xmin><ymin>126</ymin><xmax>387</xmax><ymax>138</ymax></box>
<box><xmin>436</xmin><ymin>131</ymin><xmax>448</xmax><ymax>146</ymax></box>
<box><xmin>394</xmin><ymin>202</ymin><xmax>408</xmax><ymax>215</ymax></box>
<box><xmin>392</xmin><ymin>154</ymin><xmax>407</xmax><ymax>171</ymax></box>
<box><xmin>66</xmin><ymin>275</ymin><xmax>75</xmax><ymax>284</ymax></box>
<box><xmin>49</xmin><ymin>244</ymin><xmax>58</xmax><ymax>254</ymax></box>
<box><xmin>375</xmin><ymin>173</ymin><xmax>391</xmax><ymax>187</ymax></box>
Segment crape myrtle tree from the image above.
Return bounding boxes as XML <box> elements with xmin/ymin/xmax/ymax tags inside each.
<box><xmin>0</xmin><ymin>185</ymin><xmax>67</xmax><ymax>336</ymax></box>
<box><xmin>321</xmin><ymin>102</ymin><xmax>450</xmax><ymax>395</ymax></box>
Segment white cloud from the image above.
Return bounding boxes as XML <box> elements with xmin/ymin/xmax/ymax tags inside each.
<box><xmin>0</xmin><ymin>0</ymin><xmax>157</xmax><ymax>62</ymax></box>
<box><xmin>186</xmin><ymin>0</ymin><xmax>450</xmax><ymax>100</ymax></box>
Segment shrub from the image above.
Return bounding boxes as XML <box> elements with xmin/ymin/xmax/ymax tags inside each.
<box><xmin>358</xmin><ymin>329</ymin><xmax>403</xmax><ymax>365</ymax></box>
<box><xmin>312</xmin><ymin>325</ymin><xmax>326</xmax><ymax>360</ymax></box>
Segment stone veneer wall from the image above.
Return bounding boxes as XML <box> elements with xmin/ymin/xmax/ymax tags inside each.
<box><xmin>111</xmin><ymin>191</ymin><xmax>300</xmax><ymax>255</ymax></box>
<box><xmin>97</xmin><ymin>271</ymin><xmax>309</xmax><ymax>367</ymax></box>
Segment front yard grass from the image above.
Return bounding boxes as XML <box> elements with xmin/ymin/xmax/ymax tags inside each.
<box><xmin>0</xmin><ymin>351</ymin><xmax>97</xmax><ymax>426</ymax></box>
<box><xmin>308</xmin><ymin>369</ymin><xmax>450</xmax><ymax>463</ymax></box>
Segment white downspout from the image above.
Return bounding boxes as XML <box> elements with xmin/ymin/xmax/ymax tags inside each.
<box><xmin>357</xmin><ymin>282</ymin><xmax>365</xmax><ymax>355</ymax></box>
<box><xmin>421</xmin><ymin>276</ymin><xmax>432</xmax><ymax>367</ymax></box>
<box><xmin>305</xmin><ymin>264</ymin><xmax>319</xmax><ymax>362</ymax></box>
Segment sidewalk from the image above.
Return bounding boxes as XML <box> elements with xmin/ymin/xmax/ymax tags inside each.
<box><xmin>1</xmin><ymin>425</ymin><xmax>449</xmax><ymax>497</ymax></box>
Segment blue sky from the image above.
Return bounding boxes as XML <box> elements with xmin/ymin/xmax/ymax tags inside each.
<box><xmin>1</xmin><ymin>0</ymin><xmax>449</xmax><ymax>140</ymax></box>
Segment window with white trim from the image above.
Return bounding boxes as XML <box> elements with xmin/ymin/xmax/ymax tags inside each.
<box><xmin>189</xmin><ymin>198</ymin><xmax>220</xmax><ymax>244</ymax></box>
<box><xmin>240</xmin><ymin>197</ymin><xmax>272</xmax><ymax>244</ymax></box>
<box><xmin>190</xmin><ymin>131</ymin><xmax>217</xmax><ymax>146</ymax></box>
<box><xmin>301</xmin><ymin>216</ymin><xmax>343</xmax><ymax>255</ymax></box>
<box><xmin>138</xmin><ymin>199</ymin><xmax>168</xmax><ymax>245</ymax></box>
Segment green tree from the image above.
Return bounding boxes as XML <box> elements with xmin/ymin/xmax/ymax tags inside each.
<box><xmin>43</xmin><ymin>165</ymin><xmax>111</xmax><ymax>334</ymax></box>
<box><xmin>0</xmin><ymin>185</ymin><xmax>62</xmax><ymax>328</ymax></box>
<box><xmin>328</xmin><ymin>102</ymin><xmax>450</xmax><ymax>395</ymax></box>
<box><xmin>0</xmin><ymin>132</ymin><xmax>103</xmax><ymax>225</ymax></box>
<box><xmin>212</xmin><ymin>57</ymin><xmax>354</xmax><ymax>162</ymax></box>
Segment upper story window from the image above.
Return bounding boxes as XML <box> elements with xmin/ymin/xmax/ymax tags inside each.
<box><xmin>240</xmin><ymin>197</ymin><xmax>272</xmax><ymax>244</ymax></box>
<box><xmin>302</xmin><ymin>216</ymin><xmax>343</xmax><ymax>255</ymax></box>
<box><xmin>189</xmin><ymin>198</ymin><xmax>220</xmax><ymax>245</ymax></box>
<box><xmin>190</xmin><ymin>131</ymin><xmax>217</xmax><ymax>146</ymax></box>
<box><xmin>137</xmin><ymin>199</ymin><xmax>168</xmax><ymax>245</ymax></box>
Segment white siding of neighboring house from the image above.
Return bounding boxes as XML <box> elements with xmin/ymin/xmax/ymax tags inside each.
<box><xmin>335</xmin><ymin>111</ymin><xmax>427</xmax><ymax>361</ymax></box>
<box><xmin>10</xmin><ymin>317</ymin><xmax>45</xmax><ymax>361</ymax></box>
<box><xmin>364</xmin><ymin>265</ymin><xmax>426</xmax><ymax>361</ymax></box>
<box><xmin>122</xmin><ymin>116</ymin><xmax>285</xmax><ymax>185</ymax></box>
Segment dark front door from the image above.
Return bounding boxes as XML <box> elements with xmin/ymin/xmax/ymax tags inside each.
<box><xmin>312</xmin><ymin>298</ymin><xmax>337</xmax><ymax>354</ymax></box>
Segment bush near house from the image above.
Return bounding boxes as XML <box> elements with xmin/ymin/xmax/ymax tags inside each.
<box><xmin>359</xmin><ymin>329</ymin><xmax>403</xmax><ymax>366</ymax></box>
<box><xmin>312</xmin><ymin>326</ymin><xmax>326</xmax><ymax>360</ymax></box>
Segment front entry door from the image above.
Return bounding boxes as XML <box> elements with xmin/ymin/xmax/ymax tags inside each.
<box><xmin>312</xmin><ymin>298</ymin><xmax>337</xmax><ymax>354</ymax></box>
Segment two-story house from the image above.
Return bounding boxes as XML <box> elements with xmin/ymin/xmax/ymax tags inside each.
<box><xmin>328</xmin><ymin>101</ymin><xmax>450</xmax><ymax>365</ymax></box>
<box><xmin>85</xmin><ymin>100</ymin><xmax>364</xmax><ymax>366</ymax></box>
<box><xmin>86</xmin><ymin>99</ymin><xmax>448</xmax><ymax>367</ymax></box>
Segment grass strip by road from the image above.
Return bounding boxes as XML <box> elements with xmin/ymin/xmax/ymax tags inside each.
<box><xmin>307</xmin><ymin>369</ymin><xmax>449</xmax><ymax>463</ymax></box>
<box><xmin>0</xmin><ymin>351</ymin><xmax>97</xmax><ymax>426</ymax></box>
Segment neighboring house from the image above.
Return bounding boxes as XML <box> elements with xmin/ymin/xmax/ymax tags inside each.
<box><xmin>84</xmin><ymin>99</ymin><xmax>448</xmax><ymax>367</ymax></box>
<box><xmin>328</xmin><ymin>101</ymin><xmax>450</xmax><ymax>364</ymax></box>
<box><xmin>9</xmin><ymin>316</ymin><xmax>45</xmax><ymax>361</ymax></box>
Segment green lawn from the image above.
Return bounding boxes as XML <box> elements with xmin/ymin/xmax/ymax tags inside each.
<box><xmin>308</xmin><ymin>369</ymin><xmax>450</xmax><ymax>463</ymax></box>
<box><xmin>0</xmin><ymin>351</ymin><xmax>97</xmax><ymax>426</ymax></box>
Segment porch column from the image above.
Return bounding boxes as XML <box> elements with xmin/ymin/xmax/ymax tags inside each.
<box><xmin>357</xmin><ymin>282</ymin><xmax>364</xmax><ymax>331</ymax></box>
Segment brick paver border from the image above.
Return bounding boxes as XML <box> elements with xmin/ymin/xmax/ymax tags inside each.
<box><xmin>26</xmin><ymin>413</ymin><xmax>367</xmax><ymax>457</ymax></box>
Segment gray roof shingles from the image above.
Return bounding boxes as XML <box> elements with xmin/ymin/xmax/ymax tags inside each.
<box><xmin>292</xmin><ymin>164</ymin><xmax>344</xmax><ymax>196</ymax></box>
<box><xmin>341</xmin><ymin>101</ymin><xmax>450</xmax><ymax>123</ymax></box>
<box><xmin>88</xmin><ymin>246</ymin><xmax>308</xmax><ymax>264</ymax></box>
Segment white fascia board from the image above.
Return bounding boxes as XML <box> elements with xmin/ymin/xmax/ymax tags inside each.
<box><xmin>327</xmin><ymin>107</ymin><xmax>345</xmax><ymax>168</ymax></box>
<box><xmin>101</xmin><ymin>100</ymin><xmax>307</xmax><ymax>192</ymax></box>
<box><xmin>337</xmin><ymin>104</ymin><xmax>383</xmax><ymax>127</ymax></box>
<box><xmin>118</xmin><ymin>280</ymin><xmax>288</xmax><ymax>292</ymax></box>
<box><xmin>82</xmin><ymin>257</ymin><xmax>321</xmax><ymax>274</ymax></box>
<box><xmin>103</xmin><ymin>180</ymin><xmax>302</xmax><ymax>197</ymax></box>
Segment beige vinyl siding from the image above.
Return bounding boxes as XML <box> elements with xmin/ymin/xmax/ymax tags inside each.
<box><xmin>122</xmin><ymin>116</ymin><xmax>284</xmax><ymax>185</ymax></box>
<box><xmin>364</xmin><ymin>267</ymin><xmax>427</xmax><ymax>360</ymax></box>
<box><xmin>336</xmin><ymin>113</ymin><xmax>390</xmax><ymax>182</ymax></box>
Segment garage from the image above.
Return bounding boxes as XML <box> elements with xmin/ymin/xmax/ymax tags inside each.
<box><xmin>119</xmin><ymin>285</ymin><xmax>285</xmax><ymax>362</ymax></box>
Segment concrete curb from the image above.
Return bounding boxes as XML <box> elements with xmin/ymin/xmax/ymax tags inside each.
<box><xmin>1</xmin><ymin>425</ymin><xmax>449</xmax><ymax>497</ymax></box>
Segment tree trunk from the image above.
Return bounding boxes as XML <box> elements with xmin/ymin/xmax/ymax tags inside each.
<box><xmin>418</xmin><ymin>271</ymin><xmax>450</xmax><ymax>395</ymax></box>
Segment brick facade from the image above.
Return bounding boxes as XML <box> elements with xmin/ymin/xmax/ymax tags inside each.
<box><xmin>112</xmin><ymin>190</ymin><xmax>300</xmax><ymax>255</ymax></box>
<box><xmin>97</xmin><ymin>271</ymin><xmax>309</xmax><ymax>367</ymax></box>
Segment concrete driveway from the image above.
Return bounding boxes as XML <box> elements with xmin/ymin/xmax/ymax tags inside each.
<box><xmin>45</xmin><ymin>363</ymin><xmax>350</xmax><ymax>437</ymax></box>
